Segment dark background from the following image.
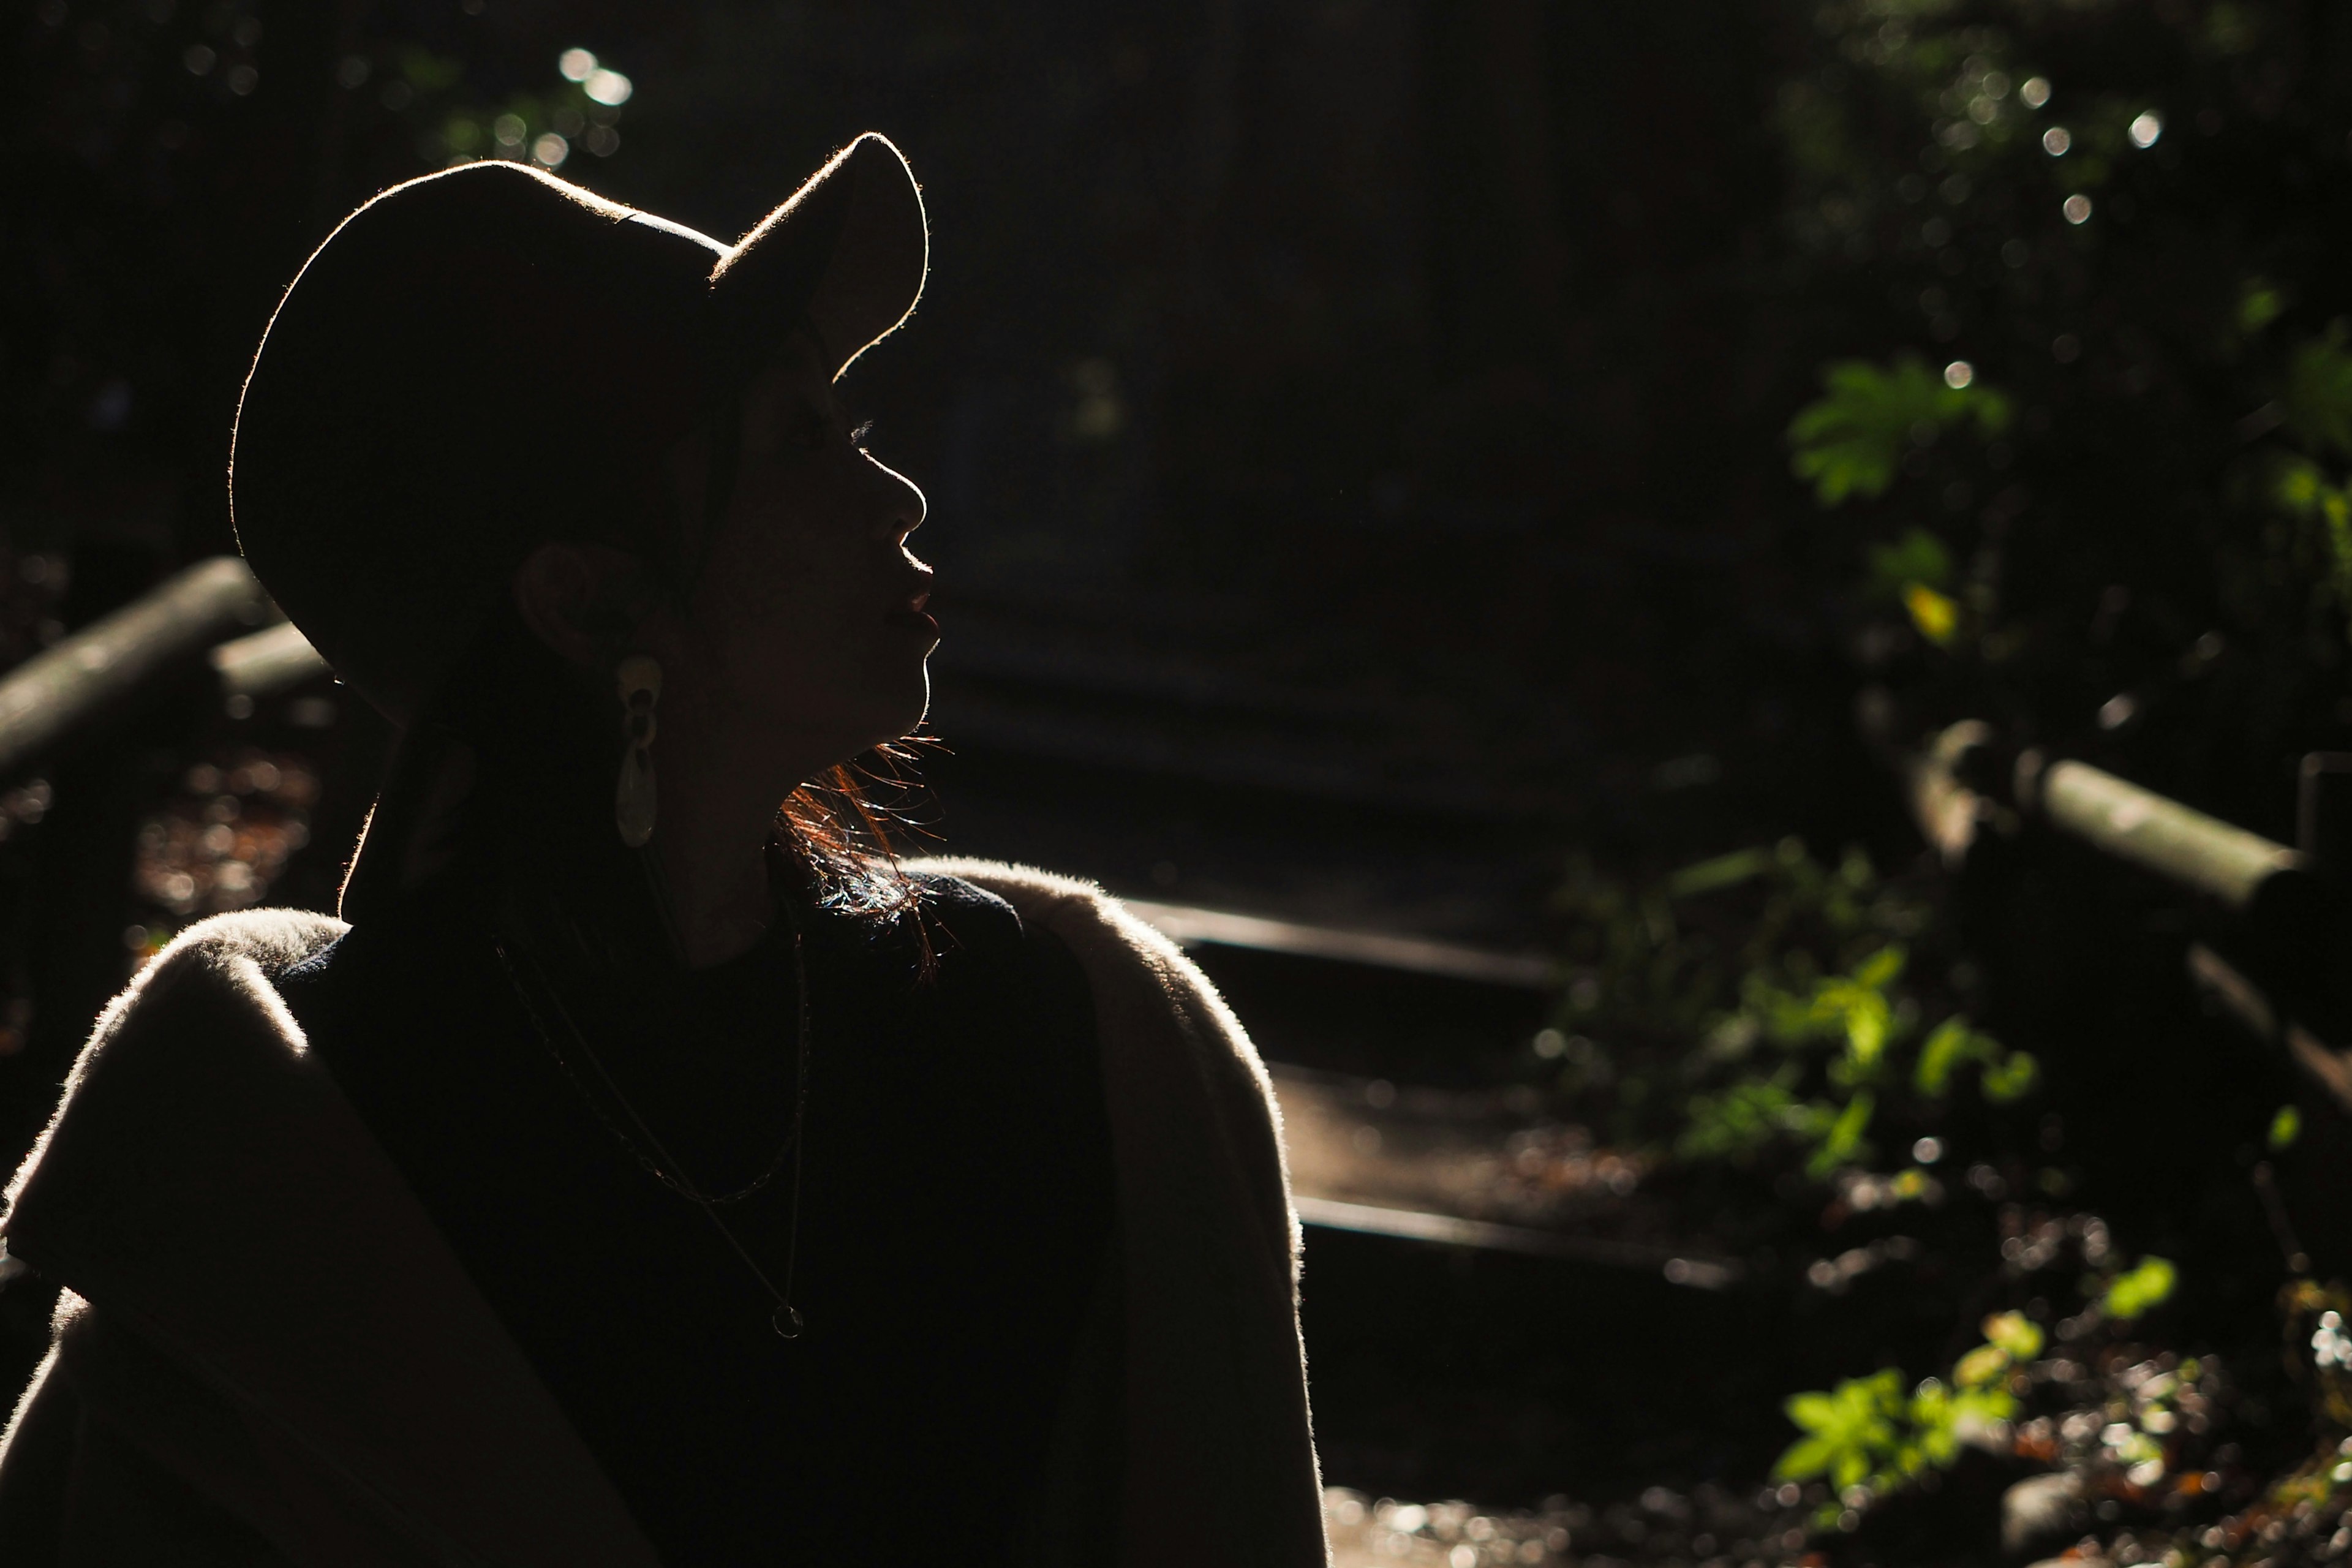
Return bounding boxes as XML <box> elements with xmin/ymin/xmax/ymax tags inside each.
<box><xmin>1</xmin><ymin>0</ymin><xmax>1894</xmax><ymax>1147</ymax></box>
<box><xmin>1</xmin><ymin>0</ymin><xmax>1855</xmax><ymax>903</ymax></box>
<box><xmin>10</xmin><ymin>0</ymin><xmax>2352</xmax><ymax>1540</ymax></box>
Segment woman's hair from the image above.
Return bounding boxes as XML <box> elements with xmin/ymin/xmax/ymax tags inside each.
<box><xmin>342</xmin><ymin>592</ymin><xmax>928</xmax><ymax>948</ymax></box>
<box><xmin>778</xmin><ymin>750</ymin><xmax>931</xmax><ymax>917</ymax></box>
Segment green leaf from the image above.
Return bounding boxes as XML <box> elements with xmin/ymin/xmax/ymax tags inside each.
<box><xmin>1864</xmin><ymin>528</ymin><xmax>1953</xmax><ymax>597</ymax></box>
<box><xmin>2271</xmin><ymin>452</ymin><xmax>2352</xmax><ymax>608</ymax></box>
<box><xmin>1806</xmin><ymin>1090</ymin><xmax>1876</xmax><ymax>1178</ymax></box>
<box><xmin>1904</xmin><ymin>583</ymin><xmax>1960</xmax><ymax>646</ymax></box>
<box><xmin>2288</xmin><ymin>323</ymin><xmax>2352</xmax><ymax>461</ymax></box>
<box><xmin>1789</xmin><ymin>355</ymin><xmax>2014</xmax><ymax>506</ymax></box>
<box><xmin>1677</xmin><ymin>1069</ymin><xmax>1816</xmax><ymax>1163</ymax></box>
<box><xmin>1785</xmin><ymin>1391</ymin><xmax>1842</xmax><ymax>1433</ymax></box>
<box><xmin>1980</xmin><ymin>1049</ymin><xmax>2040</xmax><ymax>1102</ymax></box>
<box><xmin>1774</xmin><ymin>1433</ymin><xmax>1839</xmax><ymax>1482</ymax></box>
<box><xmin>1952</xmin><ymin>1383</ymin><xmax>2018</xmax><ymax>1425</ymax></box>
<box><xmin>1953</xmin><ymin>1343</ymin><xmax>2009</xmax><ymax>1389</ymax></box>
<box><xmin>1982</xmin><ymin>1311</ymin><xmax>2044</xmax><ymax>1361</ymax></box>
<box><xmin>2240</xmin><ymin>277</ymin><xmax>2286</xmax><ymax>335</ymax></box>
<box><xmin>1666</xmin><ymin>846</ymin><xmax>1777</xmax><ymax>900</ymax></box>
<box><xmin>1852</xmin><ymin>946</ymin><xmax>1905</xmax><ymax>989</ymax></box>
<box><xmin>1913</xmin><ymin>1016</ymin><xmax>1987</xmax><ymax>1096</ymax></box>
<box><xmin>1839</xmin><ymin>990</ymin><xmax>1893</xmax><ymax>1074</ymax></box>
<box><xmin>2103</xmin><ymin>1256</ymin><xmax>2178</xmax><ymax>1321</ymax></box>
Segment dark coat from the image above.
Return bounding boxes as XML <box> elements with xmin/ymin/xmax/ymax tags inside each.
<box><xmin>0</xmin><ymin>859</ymin><xmax>1328</xmax><ymax>1566</ymax></box>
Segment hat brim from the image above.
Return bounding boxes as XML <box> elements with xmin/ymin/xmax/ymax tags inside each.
<box><xmin>709</xmin><ymin>132</ymin><xmax>929</xmax><ymax>382</ymax></box>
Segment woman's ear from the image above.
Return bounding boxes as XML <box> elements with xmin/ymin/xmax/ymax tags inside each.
<box><xmin>513</xmin><ymin>542</ymin><xmax>660</xmax><ymax>667</ymax></box>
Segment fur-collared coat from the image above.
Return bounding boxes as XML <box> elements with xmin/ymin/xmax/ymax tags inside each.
<box><xmin>0</xmin><ymin>859</ymin><xmax>1329</xmax><ymax>1566</ymax></box>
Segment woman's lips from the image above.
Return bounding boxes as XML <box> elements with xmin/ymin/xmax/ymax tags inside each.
<box><xmin>884</xmin><ymin>589</ymin><xmax>938</xmax><ymax>636</ymax></box>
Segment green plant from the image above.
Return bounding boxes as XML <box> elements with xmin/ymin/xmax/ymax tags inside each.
<box><xmin>2103</xmin><ymin>1256</ymin><xmax>2178</xmax><ymax>1322</ymax></box>
<box><xmin>1551</xmin><ymin>840</ymin><xmax>2035</xmax><ymax>1182</ymax></box>
<box><xmin>1776</xmin><ymin>1310</ymin><xmax>2038</xmax><ymax>1517</ymax></box>
<box><xmin>1790</xmin><ymin>355</ymin><xmax>2014</xmax><ymax>507</ymax></box>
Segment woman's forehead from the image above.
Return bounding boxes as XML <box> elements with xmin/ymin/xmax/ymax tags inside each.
<box><xmin>745</xmin><ymin>347</ymin><xmax>839</xmax><ymax>412</ymax></box>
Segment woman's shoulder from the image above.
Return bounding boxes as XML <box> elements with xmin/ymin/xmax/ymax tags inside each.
<box><xmin>53</xmin><ymin>907</ymin><xmax>351</xmax><ymax>1069</ymax></box>
<box><xmin>141</xmin><ymin>907</ymin><xmax>348</xmax><ymax>987</ymax></box>
<box><xmin>902</xmin><ymin>863</ymin><xmax>1084</xmax><ymax>990</ymax></box>
<box><xmin>909</xmin><ymin>858</ymin><xmax>1123</xmax><ymax>954</ymax></box>
<box><xmin>905</xmin><ymin>858</ymin><xmax>1204</xmax><ymax>1006</ymax></box>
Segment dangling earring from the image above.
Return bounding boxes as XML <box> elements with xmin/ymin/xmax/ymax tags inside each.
<box><xmin>615</xmin><ymin>654</ymin><xmax>662</xmax><ymax>848</ymax></box>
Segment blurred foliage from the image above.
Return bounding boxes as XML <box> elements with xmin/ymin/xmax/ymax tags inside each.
<box><xmin>1774</xmin><ymin>1310</ymin><xmax>2034</xmax><ymax>1508</ymax></box>
<box><xmin>1550</xmin><ymin>837</ymin><xmax>2035</xmax><ymax>1180</ymax></box>
<box><xmin>1762</xmin><ymin>0</ymin><xmax>2352</xmax><ymax>846</ymax></box>
<box><xmin>1790</xmin><ymin>354</ymin><xmax>2013</xmax><ymax>507</ymax></box>
<box><xmin>1735</xmin><ymin>2</ymin><xmax>2352</xmax><ymax>1546</ymax></box>
<box><xmin>1777</xmin><ymin>1256</ymin><xmax>2190</xmax><ymax>1530</ymax></box>
<box><xmin>2104</xmin><ymin>1253</ymin><xmax>2180</xmax><ymax>1322</ymax></box>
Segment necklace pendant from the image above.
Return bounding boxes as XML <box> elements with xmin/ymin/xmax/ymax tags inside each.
<box><xmin>772</xmin><ymin>1304</ymin><xmax>804</xmax><ymax>1340</ymax></box>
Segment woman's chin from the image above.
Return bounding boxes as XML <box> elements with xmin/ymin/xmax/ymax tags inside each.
<box><xmin>851</xmin><ymin>669</ymin><xmax>932</xmax><ymax>754</ymax></box>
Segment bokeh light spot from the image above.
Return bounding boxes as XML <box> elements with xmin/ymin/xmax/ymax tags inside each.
<box><xmin>585</xmin><ymin>67</ymin><xmax>633</xmax><ymax>106</ymax></box>
<box><xmin>1943</xmin><ymin>360</ymin><xmax>1973</xmax><ymax>390</ymax></box>
<box><xmin>2019</xmin><ymin>75</ymin><xmax>2051</xmax><ymax>108</ymax></box>
<box><xmin>559</xmin><ymin>47</ymin><xmax>597</xmax><ymax>82</ymax></box>
<box><xmin>2130</xmin><ymin>110</ymin><xmax>2163</xmax><ymax>148</ymax></box>
<box><xmin>2042</xmin><ymin>125</ymin><xmax>2071</xmax><ymax>156</ymax></box>
<box><xmin>2063</xmin><ymin>193</ymin><xmax>2092</xmax><ymax>224</ymax></box>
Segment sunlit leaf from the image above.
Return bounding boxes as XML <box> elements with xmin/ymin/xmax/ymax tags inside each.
<box><xmin>1786</xmin><ymin>1392</ymin><xmax>1842</xmax><ymax>1432</ymax></box>
<box><xmin>1982</xmin><ymin>1311</ymin><xmax>2044</xmax><ymax>1360</ymax></box>
<box><xmin>1806</xmin><ymin>1088</ymin><xmax>1875</xmax><ymax>1177</ymax></box>
<box><xmin>1953</xmin><ymin>1343</ymin><xmax>2009</xmax><ymax>1388</ymax></box>
<box><xmin>1774</xmin><ymin>1434</ymin><xmax>1839</xmax><ymax>1482</ymax></box>
<box><xmin>1904</xmin><ymin>582</ymin><xmax>1960</xmax><ymax>644</ymax></box>
<box><xmin>1852</xmin><ymin>946</ymin><xmax>1905</xmax><ymax>989</ymax></box>
<box><xmin>1913</xmin><ymin>1016</ymin><xmax>1991</xmax><ymax>1096</ymax></box>
<box><xmin>2104</xmin><ymin>1256</ymin><xmax>2178</xmax><ymax>1321</ymax></box>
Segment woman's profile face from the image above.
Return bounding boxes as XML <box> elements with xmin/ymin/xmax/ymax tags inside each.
<box><xmin>655</xmin><ymin>334</ymin><xmax>934</xmax><ymax>774</ymax></box>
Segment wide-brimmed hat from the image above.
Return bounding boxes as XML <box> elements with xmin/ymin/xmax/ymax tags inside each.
<box><xmin>230</xmin><ymin>133</ymin><xmax>927</xmax><ymax>726</ymax></box>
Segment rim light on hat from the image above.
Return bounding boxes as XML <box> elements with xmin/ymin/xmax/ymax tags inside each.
<box><xmin>228</xmin><ymin>133</ymin><xmax>929</xmax><ymax>732</ymax></box>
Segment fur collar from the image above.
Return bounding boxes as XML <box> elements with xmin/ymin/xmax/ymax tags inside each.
<box><xmin>0</xmin><ymin>864</ymin><xmax>1329</xmax><ymax>1566</ymax></box>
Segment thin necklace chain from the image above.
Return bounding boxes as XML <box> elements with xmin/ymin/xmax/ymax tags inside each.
<box><xmin>492</xmin><ymin>905</ymin><xmax>813</xmax><ymax>1340</ymax></box>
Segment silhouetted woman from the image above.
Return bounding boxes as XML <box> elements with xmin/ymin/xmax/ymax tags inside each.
<box><xmin>0</xmin><ymin>134</ymin><xmax>1325</xmax><ymax>1567</ymax></box>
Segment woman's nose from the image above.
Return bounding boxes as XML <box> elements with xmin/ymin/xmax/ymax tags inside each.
<box><xmin>869</xmin><ymin>455</ymin><xmax>926</xmax><ymax>542</ymax></box>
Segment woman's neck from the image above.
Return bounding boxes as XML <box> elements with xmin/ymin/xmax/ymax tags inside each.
<box><xmin>647</xmin><ymin>793</ymin><xmax>782</xmax><ymax>969</ymax></box>
<box><xmin>649</xmin><ymin>720</ymin><xmax>859</xmax><ymax>969</ymax></box>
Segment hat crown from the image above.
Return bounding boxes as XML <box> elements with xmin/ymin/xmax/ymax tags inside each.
<box><xmin>230</xmin><ymin>135</ymin><xmax>926</xmax><ymax>725</ymax></box>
